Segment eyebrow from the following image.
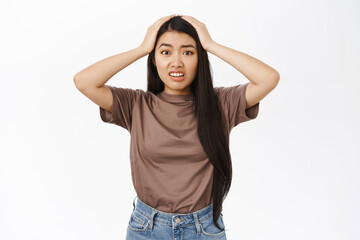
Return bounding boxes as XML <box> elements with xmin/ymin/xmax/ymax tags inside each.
<box><xmin>159</xmin><ymin>43</ymin><xmax>196</xmax><ymax>49</ymax></box>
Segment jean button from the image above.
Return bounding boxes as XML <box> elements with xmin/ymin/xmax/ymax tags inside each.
<box><xmin>175</xmin><ymin>218</ymin><xmax>180</xmax><ymax>223</ymax></box>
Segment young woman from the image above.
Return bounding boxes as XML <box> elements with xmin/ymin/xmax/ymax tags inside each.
<box><xmin>74</xmin><ymin>14</ymin><xmax>279</xmax><ymax>240</ymax></box>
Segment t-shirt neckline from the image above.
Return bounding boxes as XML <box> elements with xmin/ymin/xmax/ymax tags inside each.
<box><xmin>158</xmin><ymin>90</ymin><xmax>194</xmax><ymax>103</ymax></box>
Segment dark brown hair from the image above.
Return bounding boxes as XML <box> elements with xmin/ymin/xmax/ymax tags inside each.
<box><xmin>146</xmin><ymin>16</ymin><xmax>232</xmax><ymax>231</ymax></box>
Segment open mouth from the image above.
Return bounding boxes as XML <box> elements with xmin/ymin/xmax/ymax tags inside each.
<box><xmin>169</xmin><ymin>73</ymin><xmax>184</xmax><ymax>77</ymax></box>
<box><xmin>169</xmin><ymin>72</ymin><xmax>185</xmax><ymax>81</ymax></box>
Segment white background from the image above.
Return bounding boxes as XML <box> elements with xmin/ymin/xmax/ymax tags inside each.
<box><xmin>1</xmin><ymin>0</ymin><xmax>359</xmax><ymax>239</ymax></box>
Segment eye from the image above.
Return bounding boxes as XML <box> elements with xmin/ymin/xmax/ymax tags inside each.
<box><xmin>161</xmin><ymin>50</ymin><xmax>170</xmax><ymax>55</ymax></box>
<box><xmin>184</xmin><ymin>51</ymin><xmax>193</xmax><ymax>55</ymax></box>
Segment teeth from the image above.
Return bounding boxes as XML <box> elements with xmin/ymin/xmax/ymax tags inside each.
<box><xmin>170</xmin><ymin>73</ymin><xmax>184</xmax><ymax>77</ymax></box>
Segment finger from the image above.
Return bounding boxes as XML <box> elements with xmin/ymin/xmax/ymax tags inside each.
<box><xmin>179</xmin><ymin>15</ymin><xmax>193</xmax><ymax>24</ymax></box>
<box><xmin>158</xmin><ymin>15</ymin><xmax>175</xmax><ymax>23</ymax></box>
<box><xmin>181</xmin><ymin>15</ymin><xmax>202</xmax><ymax>25</ymax></box>
<box><xmin>180</xmin><ymin>15</ymin><xmax>195</xmax><ymax>21</ymax></box>
<box><xmin>164</xmin><ymin>14</ymin><xmax>176</xmax><ymax>19</ymax></box>
<box><xmin>156</xmin><ymin>14</ymin><xmax>176</xmax><ymax>25</ymax></box>
<box><xmin>162</xmin><ymin>14</ymin><xmax>176</xmax><ymax>20</ymax></box>
<box><xmin>180</xmin><ymin>15</ymin><xmax>198</xmax><ymax>26</ymax></box>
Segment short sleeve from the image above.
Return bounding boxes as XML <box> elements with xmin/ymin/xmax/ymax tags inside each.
<box><xmin>99</xmin><ymin>85</ymin><xmax>143</xmax><ymax>131</ymax></box>
<box><xmin>215</xmin><ymin>82</ymin><xmax>260</xmax><ymax>129</ymax></box>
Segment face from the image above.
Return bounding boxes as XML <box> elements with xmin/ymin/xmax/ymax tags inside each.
<box><xmin>154</xmin><ymin>31</ymin><xmax>198</xmax><ymax>95</ymax></box>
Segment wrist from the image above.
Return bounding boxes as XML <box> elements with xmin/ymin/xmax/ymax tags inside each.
<box><xmin>136</xmin><ymin>45</ymin><xmax>151</xmax><ymax>57</ymax></box>
<box><xmin>204</xmin><ymin>40</ymin><xmax>217</xmax><ymax>53</ymax></box>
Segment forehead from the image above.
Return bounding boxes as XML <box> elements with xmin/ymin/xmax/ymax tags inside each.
<box><xmin>157</xmin><ymin>31</ymin><xmax>196</xmax><ymax>47</ymax></box>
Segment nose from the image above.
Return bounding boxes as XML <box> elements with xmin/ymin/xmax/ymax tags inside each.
<box><xmin>170</xmin><ymin>52</ymin><xmax>183</xmax><ymax>68</ymax></box>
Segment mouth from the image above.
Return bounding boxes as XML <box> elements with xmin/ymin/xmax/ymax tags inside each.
<box><xmin>169</xmin><ymin>71</ymin><xmax>185</xmax><ymax>81</ymax></box>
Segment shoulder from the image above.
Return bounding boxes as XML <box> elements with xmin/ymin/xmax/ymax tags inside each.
<box><xmin>107</xmin><ymin>86</ymin><xmax>147</xmax><ymax>99</ymax></box>
<box><xmin>214</xmin><ymin>83</ymin><xmax>249</xmax><ymax>99</ymax></box>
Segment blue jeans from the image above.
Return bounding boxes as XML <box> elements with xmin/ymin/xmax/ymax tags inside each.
<box><xmin>126</xmin><ymin>196</ymin><xmax>227</xmax><ymax>240</ymax></box>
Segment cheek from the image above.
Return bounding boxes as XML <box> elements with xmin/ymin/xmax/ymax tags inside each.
<box><xmin>189</xmin><ymin>60</ymin><xmax>198</xmax><ymax>76</ymax></box>
<box><xmin>156</xmin><ymin>62</ymin><xmax>168</xmax><ymax>75</ymax></box>
<box><xmin>156</xmin><ymin>57</ymin><xmax>168</xmax><ymax>67</ymax></box>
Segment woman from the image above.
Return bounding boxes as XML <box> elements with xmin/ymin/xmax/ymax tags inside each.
<box><xmin>74</xmin><ymin>14</ymin><xmax>279</xmax><ymax>240</ymax></box>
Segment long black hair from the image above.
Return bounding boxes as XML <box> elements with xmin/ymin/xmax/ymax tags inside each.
<box><xmin>146</xmin><ymin>16</ymin><xmax>232</xmax><ymax>231</ymax></box>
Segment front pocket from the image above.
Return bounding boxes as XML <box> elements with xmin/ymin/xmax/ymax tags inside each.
<box><xmin>200</xmin><ymin>214</ymin><xmax>226</xmax><ymax>237</ymax></box>
<box><xmin>127</xmin><ymin>210</ymin><xmax>149</xmax><ymax>232</ymax></box>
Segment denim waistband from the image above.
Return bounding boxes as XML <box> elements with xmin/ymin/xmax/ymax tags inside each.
<box><xmin>132</xmin><ymin>196</ymin><xmax>215</xmax><ymax>230</ymax></box>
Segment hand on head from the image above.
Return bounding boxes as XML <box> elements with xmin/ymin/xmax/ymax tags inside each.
<box><xmin>140</xmin><ymin>14</ymin><xmax>214</xmax><ymax>54</ymax></box>
<box><xmin>139</xmin><ymin>14</ymin><xmax>176</xmax><ymax>55</ymax></box>
<box><xmin>178</xmin><ymin>15</ymin><xmax>214</xmax><ymax>51</ymax></box>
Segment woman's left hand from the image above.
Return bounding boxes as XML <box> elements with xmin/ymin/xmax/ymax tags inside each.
<box><xmin>179</xmin><ymin>15</ymin><xmax>215</xmax><ymax>51</ymax></box>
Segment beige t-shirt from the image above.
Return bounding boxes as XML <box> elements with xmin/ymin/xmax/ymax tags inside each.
<box><xmin>99</xmin><ymin>82</ymin><xmax>259</xmax><ymax>213</ymax></box>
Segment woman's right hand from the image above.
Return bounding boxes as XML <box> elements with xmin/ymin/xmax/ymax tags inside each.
<box><xmin>139</xmin><ymin>14</ymin><xmax>176</xmax><ymax>55</ymax></box>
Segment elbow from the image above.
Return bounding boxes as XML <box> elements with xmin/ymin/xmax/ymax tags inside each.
<box><xmin>73</xmin><ymin>74</ymin><xmax>83</xmax><ymax>90</ymax></box>
<box><xmin>273</xmin><ymin>70</ymin><xmax>280</xmax><ymax>81</ymax></box>
<box><xmin>271</xmin><ymin>71</ymin><xmax>280</xmax><ymax>87</ymax></box>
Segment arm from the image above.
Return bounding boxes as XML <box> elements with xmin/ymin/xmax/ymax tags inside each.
<box><xmin>179</xmin><ymin>15</ymin><xmax>280</xmax><ymax>109</ymax></box>
<box><xmin>73</xmin><ymin>15</ymin><xmax>176</xmax><ymax>113</ymax></box>
<box><xmin>206</xmin><ymin>42</ymin><xmax>280</xmax><ymax>109</ymax></box>
<box><xmin>73</xmin><ymin>14</ymin><xmax>176</xmax><ymax>89</ymax></box>
<box><xmin>73</xmin><ymin>47</ymin><xmax>147</xmax><ymax>89</ymax></box>
<box><xmin>207</xmin><ymin>42</ymin><xmax>280</xmax><ymax>86</ymax></box>
<box><xmin>73</xmin><ymin>47</ymin><xmax>148</xmax><ymax>113</ymax></box>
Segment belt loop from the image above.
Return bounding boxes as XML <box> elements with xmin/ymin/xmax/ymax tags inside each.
<box><xmin>148</xmin><ymin>209</ymin><xmax>158</xmax><ymax>231</ymax></box>
<box><xmin>192</xmin><ymin>212</ymin><xmax>201</xmax><ymax>235</ymax></box>
<box><xmin>132</xmin><ymin>196</ymin><xmax>137</xmax><ymax>210</ymax></box>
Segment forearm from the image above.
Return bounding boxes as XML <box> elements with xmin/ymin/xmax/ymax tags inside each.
<box><xmin>74</xmin><ymin>46</ymin><xmax>148</xmax><ymax>89</ymax></box>
<box><xmin>207</xmin><ymin>41</ymin><xmax>280</xmax><ymax>86</ymax></box>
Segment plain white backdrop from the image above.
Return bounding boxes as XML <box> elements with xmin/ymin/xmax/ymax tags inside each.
<box><xmin>1</xmin><ymin>0</ymin><xmax>359</xmax><ymax>239</ymax></box>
